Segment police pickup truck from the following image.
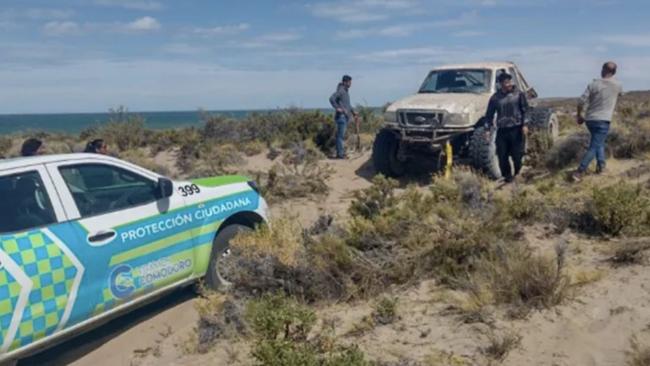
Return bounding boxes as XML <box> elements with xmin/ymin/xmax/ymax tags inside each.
<box><xmin>0</xmin><ymin>153</ymin><xmax>268</xmax><ymax>363</ymax></box>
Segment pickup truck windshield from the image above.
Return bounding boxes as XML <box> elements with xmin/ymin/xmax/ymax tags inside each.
<box><xmin>419</xmin><ymin>69</ymin><xmax>492</xmax><ymax>94</ymax></box>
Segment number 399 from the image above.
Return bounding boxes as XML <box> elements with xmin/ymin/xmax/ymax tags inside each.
<box><xmin>178</xmin><ymin>184</ymin><xmax>201</xmax><ymax>196</ymax></box>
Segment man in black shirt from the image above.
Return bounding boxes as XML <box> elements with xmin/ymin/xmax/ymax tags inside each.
<box><xmin>485</xmin><ymin>73</ymin><xmax>529</xmax><ymax>183</ymax></box>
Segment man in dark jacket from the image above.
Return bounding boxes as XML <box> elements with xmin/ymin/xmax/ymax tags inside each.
<box><xmin>484</xmin><ymin>72</ymin><xmax>529</xmax><ymax>183</ymax></box>
<box><xmin>329</xmin><ymin>75</ymin><xmax>357</xmax><ymax>159</ymax></box>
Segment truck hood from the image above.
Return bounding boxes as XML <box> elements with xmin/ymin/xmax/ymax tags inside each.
<box><xmin>386</xmin><ymin>92</ymin><xmax>491</xmax><ymax>117</ymax></box>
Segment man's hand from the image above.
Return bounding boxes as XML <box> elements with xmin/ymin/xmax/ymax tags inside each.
<box><xmin>576</xmin><ymin>115</ymin><xmax>585</xmax><ymax>125</ymax></box>
<box><xmin>522</xmin><ymin>125</ymin><xmax>529</xmax><ymax>135</ymax></box>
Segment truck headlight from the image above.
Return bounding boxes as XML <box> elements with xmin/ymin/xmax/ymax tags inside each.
<box><xmin>383</xmin><ymin>111</ymin><xmax>397</xmax><ymax>123</ymax></box>
<box><xmin>444</xmin><ymin>113</ymin><xmax>469</xmax><ymax>126</ymax></box>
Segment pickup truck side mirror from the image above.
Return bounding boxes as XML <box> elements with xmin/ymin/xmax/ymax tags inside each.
<box><xmin>527</xmin><ymin>87</ymin><xmax>538</xmax><ymax>99</ymax></box>
<box><xmin>156</xmin><ymin>177</ymin><xmax>174</xmax><ymax>199</ymax></box>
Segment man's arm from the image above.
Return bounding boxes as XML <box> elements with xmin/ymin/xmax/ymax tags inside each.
<box><xmin>484</xmin><ymin>95</ymin><xmax>497</xmax><ymax>128</ymax></box>
<box><xmin>577</xmin><ymin>84</ymin><xmax>590</xmax><ymax>124</ymax></box>
<box><xmin>329</xmin><ymin>90</ymin><xmax>342</xmax><ymax>111</ymax></box>
<box><xmin>520</xmin><ymin>91</ymin><xmax>530</xmax><ymax>126</ymax></box>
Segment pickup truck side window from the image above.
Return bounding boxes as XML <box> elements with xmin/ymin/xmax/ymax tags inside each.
<box><xmin>0</xmin><ymin>171</ymin><xmax>57</xmax><ymax>233</ymax></box>
<box><xmin>59</xmin><ymin>164</ymin><xmax>158</xmax><ymax>217</ymax></box>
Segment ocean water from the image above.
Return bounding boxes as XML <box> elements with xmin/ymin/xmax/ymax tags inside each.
<box><xmin>0</xmin><ymin>109</ymin><xmax>333</xmax><ymax>135</ymax></box>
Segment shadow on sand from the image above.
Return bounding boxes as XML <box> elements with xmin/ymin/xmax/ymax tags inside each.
<box><xmin>354</xmin><ymin>155</ymin><xmax>445</xmax><ymax>187</ymax></box>
<box><xmin>18</xmin><ymin>287</ymin><xmax>196</xmax><ymax>366</ymax></box>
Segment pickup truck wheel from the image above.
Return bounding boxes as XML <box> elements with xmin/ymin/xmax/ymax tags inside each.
<box><xmin>530</xmin><ymin>108</ymin><xmax>559</xmax><ymax>144</ymax></box>
<box><xmin>205</xmin><ymin>224</ymin><xmax>251</xmax><ymax>291</ymax></box>
<box><xmin>469</xmin><ymin>125</ymin><xmax>501</xmax><ymax>179</ymax></box>
<box><xmin>372</xmin><ymin>129</ymin><xmax>405</xmax><ymax>177</ymax></box>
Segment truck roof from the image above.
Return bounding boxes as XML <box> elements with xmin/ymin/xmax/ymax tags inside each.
<box><xmin>431</xmin><ymin>61</ymin><xmax>516</xmax><ymax>71</ymax></box>
<box><xmin>0</xmin><ymin>153</ymin><xmax>123</xmax><ymax>172</ymax></box>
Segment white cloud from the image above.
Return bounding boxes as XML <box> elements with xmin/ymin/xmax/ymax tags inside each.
<box><xmin>124</xmin><ymin>16</ymin><xmax>161</xmax><ymax>32</ymax></box>
<box><xmin>309</xmin><ymin>0</ymin><xmax>419</xmax><ymax>23</ymax></box>
<box><xmin>43</xmin><ymin>21</ymin><xmax>80</xmax><ymax>36</ymax></box>
<box><xmin>94</xmin><ymin>0</ymin><xmax>163</xmax><ymax>11</ymax></box>
<box><xmin>193</xmin><ymin>23</ymin><xmax>250</xmax><ymax>37</ymax></box>
<box><xmin>603</xmin><ymin>34</ymin><xmax>650</xmax><ymax>48</ymax></box>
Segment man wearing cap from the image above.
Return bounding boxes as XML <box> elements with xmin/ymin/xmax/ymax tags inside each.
<box><xmin>484</xmin><ymin>72</ymin><xmax>529</xmax><ymax>183</ymax></box>
<box><xmin>329</xmin><ymin>75</ymin><xmax>357</xmax><ymax>159</ymax></box>
<box><xmin>571</xmin><ymin>61</ymin><xmax>623</xmax><ymax>182</ymax></box>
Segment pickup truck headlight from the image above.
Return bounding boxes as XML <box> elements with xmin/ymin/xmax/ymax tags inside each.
<box><xmin>383</xmin><ymin>111</ymin><xmax>397</xmax><ymax>124</ymax></box>
<box><xmin>444</xmin><ymin>113</ymin><xmax>470</xmax><ymax>126</ymax></box>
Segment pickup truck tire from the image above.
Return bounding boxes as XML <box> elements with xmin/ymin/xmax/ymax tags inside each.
<box><xmin>206</xmin><ymin>224</ymin><xmax>251</xmax><ymax>291</ymax></box>
<box><xmin>372</xmin><ymin>129</ymin><xmax>406</xmax><ymax>177</ymax></box>
<box><xmin>530</xmin><ymin>108</ymin><xmax>560</xmax><ymax>143</ymax></box>
<box><xmin>469</xmin><ymin>124</ymin><xmax>501</xmax><ymax>179</ymax></box>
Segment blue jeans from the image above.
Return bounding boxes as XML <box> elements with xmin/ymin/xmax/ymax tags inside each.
<box><xmin>335</xmin><ymin>114</ymin><xmax>348</xmax><ymax>158</ymax></box>
<box><xmin>578</xmin><ymin>120</ymin><xmax>610</xmax><ymax>172</ymax></box>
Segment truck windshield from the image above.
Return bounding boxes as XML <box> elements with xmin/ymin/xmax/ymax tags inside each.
<box><xmin>419</xmin><ymin>69</ymin><xmax>492</xmax><ymax>94</ymax></box>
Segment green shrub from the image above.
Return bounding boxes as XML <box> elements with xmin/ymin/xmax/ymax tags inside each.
<box><xmin>349</xmin><ymin>175</ymin><xmax>399</xmax><ymax>219</ymax></box>
<box><xmin>246</xmin><ymin>293</ymin><xmax>316</xmax><ymax>342</ymax></box>
<box><xmin>247</xmin><ymin>293</ymin><xmax>369</xmax><ymax>366</ymax></box>
<box><xmin>0</xmin><ymin>136</ymin><xmax>12</xmax><ymax>157</ymax></box>
<box><xmin>372</xmin><ymin>296</ymin><xmax>398</xmax><ymax>325</ymax></box>
<box><xmin>587</xmin><ymin>182</ymin><xmax>648</xmax><ymax>236</ymax></box>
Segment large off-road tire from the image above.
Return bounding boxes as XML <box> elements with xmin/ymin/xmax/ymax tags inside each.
<box><xmin>372</xmin><ymin>129</ymin><xmax>406</xmax><ymax>177</ymax></box>
<box><xmin>205</xmin><ymin>224</ymin><xmax>251</xmax><ymax>291</ymax></box>
<box><xmin>469</xmin><ymin>124</ymin><xmax>501</xmax><ymax>179</ymax></box>
<box><xmin>530</xmin><ymin>107</ymin><xmax>560</xmax><ymax>144</ymax></box>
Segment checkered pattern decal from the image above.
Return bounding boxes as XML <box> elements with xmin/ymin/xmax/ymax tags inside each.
<box><xmin>0</xmin><ymin>269</ymin><xmax>21</xmax><ymax>348</ymax></box>
<box><xmin>0</xmin><ymin>231</ymin><xmax>80</xmax><ymax>351</ymax></box>
<box><xmin>93</xmin><ymin>288</ymin><xmax>120</xmax><ymax>316</ymax></box>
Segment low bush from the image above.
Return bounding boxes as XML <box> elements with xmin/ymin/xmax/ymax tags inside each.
<box><xmin>586</xmin><ymin>182</ymin><xmax>649</xmax><ymax>236</ymax></box>
<box><xmin>192</xmin><ymin>292</ymin><xmax>248</xmax><ymax>353</ymax></box>
<box><xmin>462</xmin><ymin>242</ymin><xmax>570</xmax><ymax>317</ymax></box>
<box><xmin>372</xmin><ymin>296</ymin><xmax>399</xmax><ymax>325</ymax></box>
<box><xmin>119</xmin><ymin>148</ymin><xmax>170</xmax><ymax>176</ymax></box>
<box><xmin>348</xmin><ymin>175</ymin><xmax>399</xmax><ymax>219</ymax></box>
<box><xmin>482</xmin><ymin>329</ymin><xmax>521</xmax><ymax>361</ymax></box>
<box><xmin>260</xmin><ymin>158</ymin><xmax>331</xmax><ymax>203</ymax></box>
<box><xmin>246</xmin><ymin>293</ymin><xmax>369</xmax><ymax>366</ymax></box>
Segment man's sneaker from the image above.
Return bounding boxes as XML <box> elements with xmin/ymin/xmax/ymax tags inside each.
<box><xmin>571</xmin><ymin>170</ymin><xmax>583</xmax><ymax>182</ymax></box>
<box><xmin>595</xmin><ymin>166</ymin><xmax>607</xmax><ymax>175</ymax></box>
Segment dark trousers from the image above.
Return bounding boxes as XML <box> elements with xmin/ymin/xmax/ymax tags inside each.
<box><xmin>496</xmin><ymin>126</ymin><xmax>525</xmax><ymax>180</ymax></box>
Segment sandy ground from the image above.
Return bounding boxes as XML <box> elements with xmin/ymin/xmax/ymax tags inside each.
<box><xmin>18</xmin><ymin>151</ymin><xmax>650</xmax><ymax>366</ymax></box>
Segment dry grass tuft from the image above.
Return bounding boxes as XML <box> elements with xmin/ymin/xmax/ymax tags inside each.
<box><xmin>482</xmin><ymin>329</ymin><xmax>521</xmax><ymax>361</ymax></box>
<box><xmin>626</xmin><ymin>336</ymin><xmax>650</xmax><ymax>366</ymax></box>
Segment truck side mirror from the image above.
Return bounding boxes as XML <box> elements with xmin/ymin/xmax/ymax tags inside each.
<box><xmin>156</xmin><ymin>177</ymin><xmax>174</xmax><ymax>199</ymax></box>
<box><xmin>527</xmin><ymin>87</ymin><xmax>538</xmax><ymax>99</ymax></box>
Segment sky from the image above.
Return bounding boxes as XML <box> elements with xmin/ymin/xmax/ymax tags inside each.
<box><xmin>0</xmin><ymin>0</ymin><xmax>649</xmax><ymax>114</ymax></box>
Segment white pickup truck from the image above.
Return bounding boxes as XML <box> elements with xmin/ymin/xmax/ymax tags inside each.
<box><xmin>0</xmin><ymin>153</ymin><xmax>268</xmax><ymax>364</ymax></box>
<box><xmin>373</xmin><ymin>61</ymin><xmax>559</xmax><ymax>178</ymax></box>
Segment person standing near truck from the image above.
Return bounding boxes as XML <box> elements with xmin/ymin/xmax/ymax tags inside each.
<box><xmin>484</xmin><ymin>72</ymin><xmax>529</xmax><ymax>183</ymax></box>
<box><xmin>329</xmin><ymin>75</ymin><xmax>358</xmax><ymax>159</ymax></box>
<box><xmin>571</xmin><ymin>62</ymin><xmax>623</xmax><ymax>182</ymax></box>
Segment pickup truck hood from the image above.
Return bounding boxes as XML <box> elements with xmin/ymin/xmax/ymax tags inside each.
<box><xmin>386</xmin><ymin>92</ymin><xmax>491</xmax><ymax>121</ymax></box>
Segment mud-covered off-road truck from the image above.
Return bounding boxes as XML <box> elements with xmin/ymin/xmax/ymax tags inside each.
<box><xmin>373</xmin><ymin>61</ymin><xmax>559</xmax><ymax>178</ymax></box>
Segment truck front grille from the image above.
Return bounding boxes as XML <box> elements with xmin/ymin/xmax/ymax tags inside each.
<box><xmin>399</xmin><ymin>111</ymin><xmax>445</xmax><ymax>128</ymax></box>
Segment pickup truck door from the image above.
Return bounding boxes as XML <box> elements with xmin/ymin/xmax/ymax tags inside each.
<box><xmin>44</xmin><ymin>158</ymin><xmax>193</xmax><ymax>322</ymax></box>
<box><xmin>0</xmin><ymin>164</ymin><xmax>81</xmax><ymax>355</ymax></box>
